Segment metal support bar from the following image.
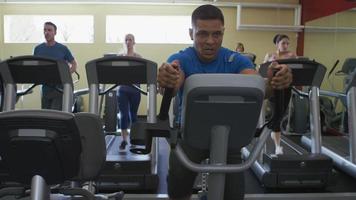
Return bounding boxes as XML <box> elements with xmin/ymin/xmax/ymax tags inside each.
<box><xmin>148</xmin><ymin>83</ymin><xmax>158</xmax><ymax>174</ymax></box>
<box><xmin>347</xmin><ymin>87</ymin><xmax>356</xmax><ymax>163</ymax></box>
<box><xmin>4</xmin><ymin>84</ymin><xmax>16</xmax><ymax>111</ymax></box>
<box><xmin>147</xmin><ymin>83</ymin><xmax>157</xmax><ymax>124</ymax></box>
<box><xmin>208</xmin><ymin>125</ymin><xmax>230</xmax><ymax>200</ymax></box>
<box><xmin>62</xmin><ymin>83</ymin><xmax>73</xmax><ymax>112</ymax></box>
<box><xmin>309</xmin><ymin>86</ymin><xmax>322</xmax><ymax>154</ymax></box>
<box><xmin>30</xmin><ymin>175</ymin><xmax>50</xmax><ymax>200</ymax></box>
<box><xmin>89</xmin><ymin>83</ymin><xmax>99</xmax><ymax>114</ymax></box>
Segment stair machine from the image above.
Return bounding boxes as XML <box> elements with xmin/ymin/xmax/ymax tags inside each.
<box><xmin>0</xmin><ymin>56</ymin><xmax>123</xmax><ymax>199</ymax></box>
<box><xmin>242</xmin><ymin>58</ymin><xmax>335</xmax><ymax>189</ymax></box>
<box><xmin>85</xmin><ymin>56</ymin><xmax>159</xmax><ymax>191</ymax></box>
<box><xmin>302</xmin><ymin>60</ymin><xmax>356</xmax><ymax>179</ymax></box>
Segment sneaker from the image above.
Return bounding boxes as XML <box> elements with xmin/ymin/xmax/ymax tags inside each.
<box><xmin>120</xmin><ymin>140</ymin><xmax>128</xmax><ymax>150</ymax></box>
<box><xmin>275</xmin><ymin>146</ymin><xmax>283</xmax><ymax>155</ymax></box>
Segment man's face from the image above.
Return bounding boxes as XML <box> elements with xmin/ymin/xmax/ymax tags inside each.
<box><xmin>44</xmin><ymin>24</ymin><xmax>56</xmax><ymax>43</ymax></box>
<box><xmin>125</xmin><ymin>35</ymin><xmax>135</xmax><ymax>49</ymax></box>
<box><xmin>190</xmin><ymin>19</ymin><xmax>224</xmax><ymax>63</ymax></box>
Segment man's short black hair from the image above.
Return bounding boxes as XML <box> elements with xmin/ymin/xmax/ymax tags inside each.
<box><xmin>191</xmin><ymin>4</ymin><xmax>224</xmax><ymax>27</ymax></box>
<box><xmin>44</xmin><ymin>21</ymin><xmax>57</xmax><ymax>31</ymax></box>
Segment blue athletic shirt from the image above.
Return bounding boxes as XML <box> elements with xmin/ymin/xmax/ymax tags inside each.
<box><xmin>167</xmin><ymin>47</ymin><xmax>255</xmax><ymax>124</ymax></box>
<box><xmin>34</xmin><ymin>42</ymin><xmax>74</xmax><ymax>63</ymax></box>
<box><xmin>33</xmin><ymin>42</ymin><xmax>74</xmax><ymax>92</ymax></box>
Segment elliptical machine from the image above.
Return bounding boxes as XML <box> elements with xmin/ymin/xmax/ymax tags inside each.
<box><xmin>0</xmin><ymin>55</ymin><xmax>123</xmax><ymax>200</ymax></box>
<box><xmin>130</xmin><ymin>73</ymin><xmax>270</xmax><ymax>199</ymax></box>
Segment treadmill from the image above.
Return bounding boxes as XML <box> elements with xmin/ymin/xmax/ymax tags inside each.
<box><xmin>302</xmin><ymin>61</ymin><xmax>356</xmax><ymax>179</ymax></box>
<box><xmin>242</xmin><ymin>58</ymin><xmax>334</xmax><ymax>189</ymax></box>
<box><xmin>86</xmin><ymin>56</ymin><xmax>159</xmax><ymax>191</ymax></box>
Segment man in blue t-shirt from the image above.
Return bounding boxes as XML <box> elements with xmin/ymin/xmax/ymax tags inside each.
<box><xmin>34</xmin><ymin>21</ymin><xmax>77</xmax><ymax>110</ymax></box>
<box><xmin>157</xmin><ymin>4</ymin><xmax>292</xmax><ymax>200</ymax></box>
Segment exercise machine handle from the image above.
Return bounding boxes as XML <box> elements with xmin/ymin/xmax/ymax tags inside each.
<box><xmin>158</xmin><ymin>88</ymin><xmax>174</xmax><ymax>121</ymax></box>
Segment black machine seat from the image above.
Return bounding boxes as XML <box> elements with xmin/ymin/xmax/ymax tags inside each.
<box><xmin>0</xmin><ymin>110</ymin><xmax>106</xmax><ymax>192</ymax></box>
<box><xmin>181</xmin><ymin>74</ymin><xmax>265</xmax><ymax>151</ymax></box>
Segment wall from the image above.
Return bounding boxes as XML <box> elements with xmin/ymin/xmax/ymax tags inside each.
<box><xmin>304</xmin><ymin>10</ymin><xmax>356</xmax><ymax>92</ymax></box>
<box><xmin>0</xmin><ymin>1</ymin><xmax>300</xmax><ymax>113</ymax></box>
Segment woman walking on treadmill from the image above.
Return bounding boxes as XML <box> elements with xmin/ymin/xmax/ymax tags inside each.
<box><xmin>264</xmin><ymin>34</ymin><xmax>297</xmax><ymax>155</ymax></box>
<box><xmin>264</xmin><ymin>34</ymin><xmax>296</xmax><ymax>62</ymax></box>
<box><xmin>117</xmin><ymin>33</ymin><xmax>142</xmax><ymax>150</ymax></box>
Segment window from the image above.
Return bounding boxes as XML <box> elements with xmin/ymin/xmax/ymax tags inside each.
<box><xmin>106</xmin><ymin>15</ymin><xmax>192</xmax><ymax>44</ymax></box>
<box><xmin>4</xmin><ymin>15</ymin><xmax>94</xmax><ymax>43</ymax></box>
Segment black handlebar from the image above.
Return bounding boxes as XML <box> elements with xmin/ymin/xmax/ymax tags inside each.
<box><xmin>130</xmin><ymin>87</ymin><xmax>175</xmax><ymax>155</ymax></box>
<box><xmin>328</xmin><ymin>60</ymin><xmax>339</xmax><ymax>79</ymax></box>
<box><xmin>158</xmin><ymin>88</ymin><xmax>174</xmax><ymax>121</ymax></box>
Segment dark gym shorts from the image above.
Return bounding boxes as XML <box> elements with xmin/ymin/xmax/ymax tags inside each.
<box><xmin>167</xmin><ymin>141</ymin><xmax>245</xmax><ymax>200</ymax></box>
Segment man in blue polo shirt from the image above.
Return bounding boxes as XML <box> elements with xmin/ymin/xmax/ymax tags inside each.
<box><xmin>157</xmin><ymin>4</ymin><xmax>292</xmax><ymax>200</ymax></box>
<box><xmin>34</xmin><ymin>21</ymin><xmax>77</xmax><ymax>110</ymax></box>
